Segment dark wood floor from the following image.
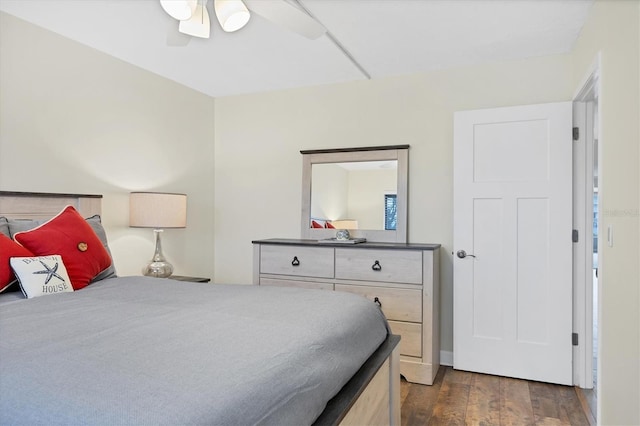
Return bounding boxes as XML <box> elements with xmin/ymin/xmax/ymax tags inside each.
<box><xmin>400</xmin><ymin>367</ymin><xmax>594</xmax><ymax>426</ymax></box>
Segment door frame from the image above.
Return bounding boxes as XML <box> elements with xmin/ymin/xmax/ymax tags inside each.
<box><xmin>572</xmin><ymin>54</ymin><xmax>601</xmax><ymax>390</ymax></box>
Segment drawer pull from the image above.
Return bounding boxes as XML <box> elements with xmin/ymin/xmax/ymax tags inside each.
<box><xmin>374</xmin><ymin>296</ymin><xmax>382</xmax><ymax>307</ymax></box>
<box><xmin>371</xmin><ymin>260</ymin><xmax>382</xmax><ymax>271</ymax></box>
<box><xmin>291</xmin><ymin>256</ymin><xmax>300</xmax><ymax>266</ymax></box>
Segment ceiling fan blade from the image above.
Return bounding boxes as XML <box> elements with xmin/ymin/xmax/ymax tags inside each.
<box><xmin>214</xmin><ymin>0</ymin><xmax>251</xmax><ymax>32</ymax></box>
<box><xmin>160</xmin><ymin>0</ymin><xmax>198</xmax><ymax>21</ymax></box>
<box><xmin>179</xmin><ymin>2</ymin><xmax>211</xmax><ymax>38</ymax></box>
<box><xmin>244</xmin><ymin>0</ymin><xmax>326</xmax><ymax>39</ymax></box>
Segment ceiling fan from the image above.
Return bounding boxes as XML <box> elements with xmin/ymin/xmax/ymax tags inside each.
<box><xmin>160</xmin><ymin>0</ymin><xmax>327</xmax><ymax>45</ymax></box>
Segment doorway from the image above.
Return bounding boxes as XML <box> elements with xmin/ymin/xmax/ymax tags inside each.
<box><xmin>572</xmin><ymin>59</ymin><xmax>600</xmax><ymax>420</ymax></box>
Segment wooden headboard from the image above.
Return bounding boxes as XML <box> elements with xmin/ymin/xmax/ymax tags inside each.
<box><xmin>0</xmin><ymin>191</ymin><xmax>102</xmax><ymax>220</ymax></box>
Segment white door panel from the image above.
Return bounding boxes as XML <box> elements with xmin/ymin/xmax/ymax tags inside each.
<box><xmin>453</xmin><ymin>102</ymin><xmax>573</xmax><ymax>385</ymax></box>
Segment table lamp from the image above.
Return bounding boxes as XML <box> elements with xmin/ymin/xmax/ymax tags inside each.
<box><xmin>129</xmin><ymin>192</ymin><xmax>187</xmax><ymax>278</ymax></box>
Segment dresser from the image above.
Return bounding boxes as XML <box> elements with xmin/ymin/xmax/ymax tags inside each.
<box><xmin>252</xmin><ymin>238</ymin><xmax>440</xmax><ymax>385</ymax></box>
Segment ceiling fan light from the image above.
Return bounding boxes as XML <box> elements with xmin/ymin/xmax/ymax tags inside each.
<box><xmin>214</xmin><ymin>0</ymin><xmax>251</xmax><ymax>32</ymax></box>
<box><xmin>179</xmin><ymin>3</ymin><xmax>211</xmax><ymax>38</ymax></box>
<box><xmin>160</xmin><ymin>0</ymin><xmax>198</xmax><ymax>21</ymax></box>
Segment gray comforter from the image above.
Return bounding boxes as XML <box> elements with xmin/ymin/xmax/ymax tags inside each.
<box><xmin>0</xmin><ymin>277</ymin><xmax>388</xmax><ymax>425</ymax></box>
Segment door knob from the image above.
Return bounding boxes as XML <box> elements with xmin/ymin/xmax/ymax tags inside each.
<box><xmin>456</xmin><ymin>250</ymin><xmax>476</xmax><ymax>259</ymax></box>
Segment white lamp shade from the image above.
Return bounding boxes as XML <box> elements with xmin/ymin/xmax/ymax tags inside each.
<box><xmin>214</xmin><ymin>0</ymin><xmax>250</xmax><ymax>32</ymax></box>
<box><xmin>130</xmin><ymin>192</ymin><xmax>187</xmax><ymax>229</ymax></box>
<box><xmin>160</xmin><ymin>0</ymin><xmax>198</xmax><ymax>21</ymax></box>
<box><xmin>179</xmin><ymin>3</ymin><xmax>211</xmax><ymax>38</ymax></box>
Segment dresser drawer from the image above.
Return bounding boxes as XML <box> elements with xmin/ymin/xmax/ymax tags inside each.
<box><xmin>260</xmin><ymin>278</ymin><xmax>333</xmax><ymax>291</ymax></box>
<box><xmin>259</xmin><ymin>245</ymin><xmax>334</xmax><ymax>278</ymax></box>
<box><xmin>335</xmin><ymin>248</ymin><xmax>422</xmax><ymax>284</ymax></box>
<box><xmin>335</xmin><ymin>284</ymin><xmax>422</xmax><ymax>323</ymax></box>
<box><xmin>388</xmin><ymin>321</ymin><xmax>422</xmax><ymax>357</ymax></box>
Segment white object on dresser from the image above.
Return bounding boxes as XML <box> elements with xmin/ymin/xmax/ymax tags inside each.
<box><xmin>253</xmin><ymin>238</ymin><xmax>441</xmax><ymax>385</ymax></box>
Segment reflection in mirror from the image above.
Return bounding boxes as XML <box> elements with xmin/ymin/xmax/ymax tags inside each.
<box><xmin>311</xmin><ymin>161</ymin><xmax>397</xmax><ymax>231</ymax></box>
<box><xmin>301</xmin><ymin>145</ymin><xmax>409</xmax><ymax>243</ymax></box>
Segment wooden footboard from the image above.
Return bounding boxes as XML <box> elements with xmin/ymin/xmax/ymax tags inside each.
<box><xmin>314</xmin><ymin>334</ymin><xmax>401</xmax><ymax>426</ymax></box>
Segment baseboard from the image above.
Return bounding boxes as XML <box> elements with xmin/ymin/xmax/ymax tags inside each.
<box><xmin>440</xmin><ymin>350</ymin><xmax>453</xmax><ymax>366</ymax></box>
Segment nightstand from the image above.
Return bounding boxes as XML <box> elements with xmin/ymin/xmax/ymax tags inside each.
<box><xmin>170</xmin><ymin>275</ymin><xmax>211</xmax><ymax>283</ymax></box>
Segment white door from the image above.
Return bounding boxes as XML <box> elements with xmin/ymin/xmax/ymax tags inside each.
<box><xmin>453</xmin><ymin>102</ymin><xmax>573</xmax><ymax>385</ymax></box>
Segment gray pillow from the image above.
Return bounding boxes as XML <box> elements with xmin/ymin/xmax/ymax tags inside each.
<box><xmin>7</xmin><ymin>215</ymin><xmax>117</xmax><ymax>282</ymax></box>
<box><xmin>0</xmin><ymin>217</ymin><xmax>9</xmax><ymax>238</ymax></box>
<box><xmin>85</xmin><ymin>215</ymin><xmax>118</xmax><ymax>281</ymax></box>
<box><xmin>7</xmin><ymin>218</ymin><xmax>44</xmax><ymax>237</ymax></box>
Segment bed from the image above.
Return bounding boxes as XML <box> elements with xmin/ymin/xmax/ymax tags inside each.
<box><xmin>0</xmin><ymin>191</ymin><xmax>400</xmax><ymax>426</ymax></box>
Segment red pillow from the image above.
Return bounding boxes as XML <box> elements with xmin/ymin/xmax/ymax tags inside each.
<box><xmin>0</xmin><ymin>234</ymin><xmax>34</xmax><ymax>292</ymax></box>
<box><xmin>311</xmin><ymin>220</ymin><xmax>324</xmax><ymax>228</ymax></box>
<box><xmin>13</xmin><ymin>206</ymin><xmax>112</xmax><ymax>290</ymax></box>
<box><xmin>325</xmin><ymin>222</ymin><xmax>335</xmax><ymax>229</ymax></box>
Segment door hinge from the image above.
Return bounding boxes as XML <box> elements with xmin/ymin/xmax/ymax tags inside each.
<box><xmin>573</xmin><ymin>127</ymin><xmax>580</xmax><ymax>141</ymax></box>
<box><xmin>572</xmin><ymin>333</ymin><xmax>579</xmax><ymax>346</ymax></box>
<box><xmin>572</xmin><ymin>229</ymin><xmax>579</xmax><ymax>243</ymax></box>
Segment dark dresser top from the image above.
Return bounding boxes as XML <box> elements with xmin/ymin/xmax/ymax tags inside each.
<box><xmin>252</xmin><ymin>238</ymin><xmax>441</xmax><ymax>251</ymax></box>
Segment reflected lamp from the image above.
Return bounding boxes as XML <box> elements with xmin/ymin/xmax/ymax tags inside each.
<box><xmin>330</xmin><ymin>219</ymin><xmax>359</xmax><ymax>230</ymax></box>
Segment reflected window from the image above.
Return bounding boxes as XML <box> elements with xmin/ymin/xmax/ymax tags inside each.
<box><xmin>593</xmin><ymin>192</ymin><xmax>598</xmax><ymax>253</ymax></box>
<box><xmin>384</xmin><ymin>194</ymin><xmax>397</xmax><ymax>230</ymax></box>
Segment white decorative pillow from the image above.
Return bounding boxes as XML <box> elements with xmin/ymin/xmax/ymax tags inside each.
<box><xmin>10</xmin><ymin>255</ymin><xmax>74</xmax><ymax>299</ymax></box>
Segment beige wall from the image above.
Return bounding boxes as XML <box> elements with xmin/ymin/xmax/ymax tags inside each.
<box><xmin>570</xmin><ymin>1</ymin><xmax>640</xmax><ymax>424</ymax></box>
<box><xmin>214</xmin><ymin>54</ymin><xmax>574</xmax><ymax>355</ymax></box>
<box><xmin>0</xmin><ymin>12</ymin><xmax>216</xmax><ymax>278</ymax></box>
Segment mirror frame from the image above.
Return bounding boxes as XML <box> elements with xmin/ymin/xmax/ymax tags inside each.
<box><xmin>301</xmin><ymin>145</ymin><xmax>409</xmax><ymax>243</ymax></box>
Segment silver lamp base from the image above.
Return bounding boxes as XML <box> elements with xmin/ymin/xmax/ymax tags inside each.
<box><xmin>143</xmin><ymin>261</ymin><xmax>174</xmax><ymax>278</ymax></box>
<box><xmin>143</xmin><ymin>229</ymin><xmax>174</xmax><ymax>278</ymax></box>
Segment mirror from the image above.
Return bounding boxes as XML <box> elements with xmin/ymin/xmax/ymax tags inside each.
<box><xmin>301</xmin><ymin>145</ymin><xmax>409</xmax><ymax>243</ymax></box>
<box><xmin>311</xmin><ymin>161</ymin><xmax>398</xmax><ymax>230</ymax></box>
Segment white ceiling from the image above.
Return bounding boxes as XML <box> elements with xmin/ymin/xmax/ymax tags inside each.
<box><xmin>0</xmin><ymin>0</ymin><xmax>594</xmax><ymax>98</ymax></box>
